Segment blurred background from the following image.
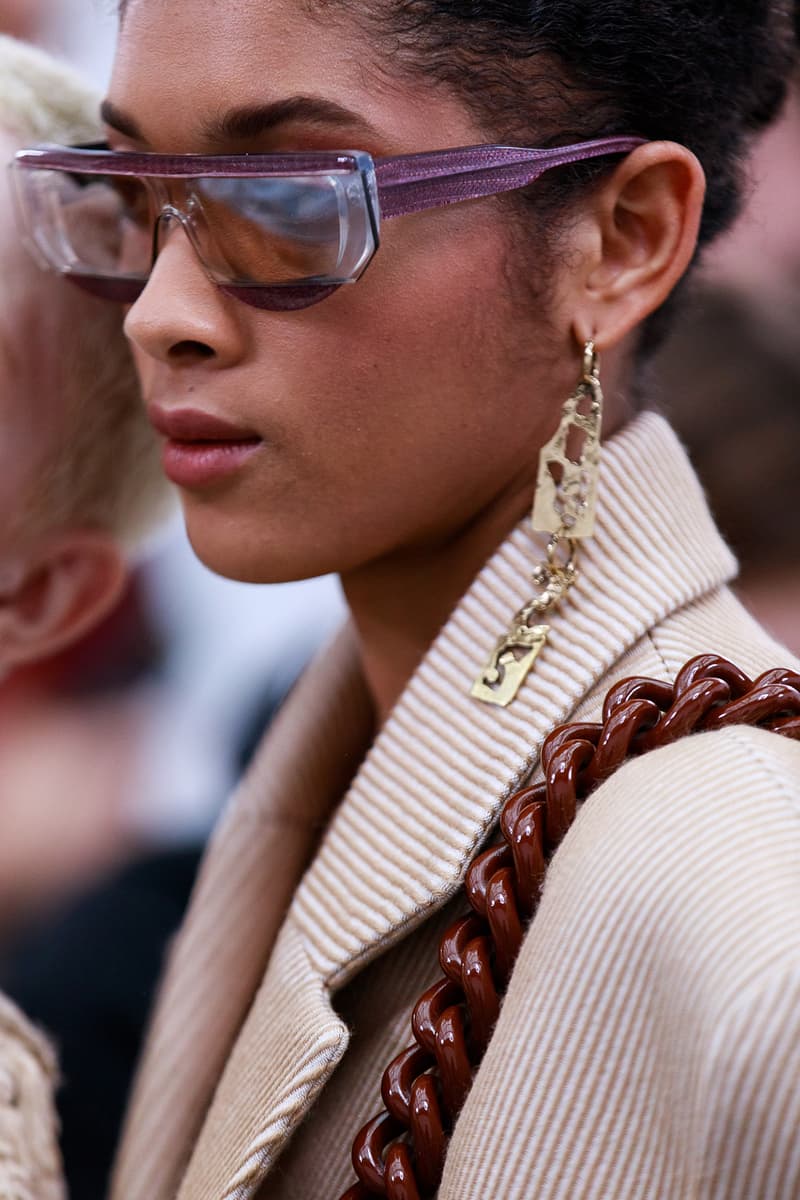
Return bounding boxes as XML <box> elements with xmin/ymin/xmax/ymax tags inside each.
<box><xmin>0</xmin><ymin>0</ymin><xmax>116</xmax><ymax>85</ymax></box>
<box><xmin>0</xmin><ymin>3</ymin><xmax>797</xmax><ymax>1198</ymax></box>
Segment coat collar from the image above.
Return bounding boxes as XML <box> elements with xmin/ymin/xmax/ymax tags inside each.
<box><xmin>290</xmin><ymin>412</ymin><xmax>737</xmax><ymax>988</ymax></box>
<box><xmin>115</xmin><ymin>413</ymin><xmax>737</xmax><ymax>1200</ymax></box>
<box><xmin>110</xmin><ymin>627</ymin><xmax>373</xmax><ymax>1200</ymax></box>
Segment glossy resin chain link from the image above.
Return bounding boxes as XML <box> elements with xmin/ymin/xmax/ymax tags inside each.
<box><xmin>339</xmin><ymin>654</ymin><xmax>800</xmax><ymax>1200</ymax></box>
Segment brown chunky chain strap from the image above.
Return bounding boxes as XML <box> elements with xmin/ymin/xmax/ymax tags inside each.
<box><xmin>338</xmin><ymin>654</ymin><xmax>800</xmax><ymax>1200</ymax></box>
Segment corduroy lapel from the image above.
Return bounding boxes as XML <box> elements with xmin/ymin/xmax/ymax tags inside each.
<box><xmin>291</xmin><ymin>413</ymin><xmax>738</xmax><ymax>989</ymax></box>
<box><xmin>119</xmin><ymin>414</ymin><xmax>738</xmax><ymax>1200</ymax></box>
<box><xmin>109</xmin><ymin>626</ymin><xmax>373</xmax><ymax>1200</ymax></box>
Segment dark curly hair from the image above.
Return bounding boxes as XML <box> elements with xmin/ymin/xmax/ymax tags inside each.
<box><xmin>121</xmin><ymin>0</ymin><xmax>798</xmax><ymax>347</ymax></box>
<box><xmin>307</xmin><ymin>0</ymin><xmax>799</xmax><ymax>350</ymax></box>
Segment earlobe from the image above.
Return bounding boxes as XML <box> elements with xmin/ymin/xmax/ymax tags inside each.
<box><xmin>575</xmin><ymin>141</ymin><xmax>707</xmax><ymax>350</ymax></box>
<box><xmin>0</xmin><ymin>532</ymin><xmax>127</xmax><ymax>671</ymax></box>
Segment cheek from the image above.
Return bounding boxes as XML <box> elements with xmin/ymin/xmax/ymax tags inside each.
<box><xmin>310</xmin><ymin>207</ymin><xmax>514</xmax><ymax>420</ymax></box>
<box><xmin>280</xmin><ymin>226</ymin><xmax>518</xmax><ymax>505</ymax></box>
<box><xmin>179</xmin><ymin>211</ymin><xmax>547</xmax><ymax>582</ymax></box>
<box><xmin>275</xmin><ymin>221</ymin><xmax>504</xmax><ymax>458</ymax></box>
<box><xmin>371</xmin><ymin>202</ymin><xmax>508</xmax><ymax>333</ymax></box>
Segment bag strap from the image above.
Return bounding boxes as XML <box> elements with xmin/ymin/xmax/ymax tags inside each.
<box><xmin>339</xmin><ymin>654</ymin><xmax>800</xmax><ymax>1200</ymax></box>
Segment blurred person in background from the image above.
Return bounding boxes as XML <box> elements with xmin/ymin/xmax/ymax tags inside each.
<box><xmin>0</xmin><ymin>32</ymin><xmax>171</xmax><ymax>932</ymax></box>
<box><xmin>0</xmin><ymin>32</ymin><xmax>168</xmax><ymax>1199</ymax></box>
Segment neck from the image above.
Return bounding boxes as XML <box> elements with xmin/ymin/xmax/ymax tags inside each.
<box><xmin>341</xmin><ymin>385</ymin><xmax>632</xmax><ymax>727</ymax></box>
<box><xmin>341</xmin><ymin>474</ymin><xmax>535</xmax><ymax>727</ymax></box>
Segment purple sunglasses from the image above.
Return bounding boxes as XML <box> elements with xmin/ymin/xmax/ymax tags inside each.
<box><xmin>10</xmin><ymin>136</ymin><xmax>643</xmax><ymax>311</ymax></box>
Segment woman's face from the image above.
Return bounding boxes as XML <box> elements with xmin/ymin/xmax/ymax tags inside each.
<box><xmin>112</xmin><ymin>0</ymin><xmax>577</xmax><ymax>583</ymax></box>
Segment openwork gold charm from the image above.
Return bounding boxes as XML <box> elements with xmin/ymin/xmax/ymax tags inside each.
<box><xmin>471</xmin><ymin>541</ymin><xmax>577</xmax><ymax>707</ymax></box>
<box><xmin>472</xmin><ymin>341</ymin><xmax>602</xmax><ymax>709</ymax></box>
<box><xmin>532</xmin><ymin>341</ymin><xmax>603</xmax><ymax>539</ymax></box>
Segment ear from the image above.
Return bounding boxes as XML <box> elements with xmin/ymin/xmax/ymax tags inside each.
<box><xmin>0</xmin><ymin>530</ymin><xmax>127</xmax><ymax>671</ymax></box>
<box><xmin>571</xmin><ymin>141</ymin><xmax>707</xmax><ymax>350</ymax></box>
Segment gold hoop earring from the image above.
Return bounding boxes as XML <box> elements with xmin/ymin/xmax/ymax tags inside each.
<box><xmin>471</xmin><ymin>340</ymin><xmax>603</xmax><ymax>708</ymax></box>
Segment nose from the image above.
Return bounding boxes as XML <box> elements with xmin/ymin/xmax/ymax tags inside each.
<box><xmin>124</xmin><ymin>214</ymin><xmax>246</xmax><ymax>368</ymax></box>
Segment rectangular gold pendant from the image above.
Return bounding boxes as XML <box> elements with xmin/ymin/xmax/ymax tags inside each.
<box><xmin>471</xmin><ymin>624</ymin><xmax>550</xmax><ymax>708</ymax></box>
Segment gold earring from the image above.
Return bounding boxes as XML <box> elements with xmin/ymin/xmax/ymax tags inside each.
<box><xmin>471</xmin><ymin>340</ymin><xmax>603</xmax><ymax>708</ymax></box>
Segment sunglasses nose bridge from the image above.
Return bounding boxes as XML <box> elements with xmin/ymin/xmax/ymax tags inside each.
<box><xmin>151</xmin><ymin>203</ymin><xmax>203</xmax><ymax>268</ymax></box>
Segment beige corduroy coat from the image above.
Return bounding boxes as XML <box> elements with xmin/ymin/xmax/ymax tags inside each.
<box><xmin>105</xmin><ymin>413</ymin><xmax>799</xmax><ymax>1200</ymax></box>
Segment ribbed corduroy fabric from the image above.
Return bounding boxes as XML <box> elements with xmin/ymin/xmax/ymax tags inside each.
<box><xmin>111</xmin><ymin>627</ymin><xmax>373</xmax><ymax>1200</ymax></box>
<box><xmin>110</xmin><ymin>413</ymin><xmax>800</xmax><ymax>1200</ymax></box>
<box><xmin>267</xmin><ymin>613</ymin><xmax>800</xmax><ymax>1200</ymax></box>
<box><xmin>441</xmin><ymin>725</ymin><xmax>800</xmax><ymax>1199</ymax></box>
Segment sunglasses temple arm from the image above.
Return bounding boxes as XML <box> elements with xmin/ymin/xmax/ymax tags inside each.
<box><xmin>375</xmin><ymin>136</ymin><xmax>644</xmax><ymax>220</ymax></box>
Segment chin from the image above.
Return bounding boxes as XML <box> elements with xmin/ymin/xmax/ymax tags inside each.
<box><xmin>182</xmin><ymin>512</ymin><xmax>334</xmax><ymax>585</ymax></box>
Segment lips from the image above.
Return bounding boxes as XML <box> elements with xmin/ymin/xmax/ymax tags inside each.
<box><xmin>147</xmin><ymin>405</ymin><xmax>260</xmax><ymax>442</ymax></box>
<box><xmin>148</xmin><ymin>405</ymin><xmax>263</xmax><ymax>488</ymax></box>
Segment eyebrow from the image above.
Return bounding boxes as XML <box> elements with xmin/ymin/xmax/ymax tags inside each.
<box><xmin>207</xmin><ymin>95</ymin><xmax>381</xmax><ymax>144</ymax></box>
<box><xmin>100</xmin><ymin>95</ymin><xmax>381</xmax><ymax>147</ymax></box>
